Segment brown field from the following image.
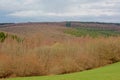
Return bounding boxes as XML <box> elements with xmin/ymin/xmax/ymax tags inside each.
<box><xmin>0</xmin><ymin>22</ymin><xmax>120</xmax><ymax>78</ymax></box>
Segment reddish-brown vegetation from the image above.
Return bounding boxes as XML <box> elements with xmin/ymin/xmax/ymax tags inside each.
<box><xmin>0</xmin><ymin>23</ymin><xmax>120</xmax><ymax>78</ymax></box>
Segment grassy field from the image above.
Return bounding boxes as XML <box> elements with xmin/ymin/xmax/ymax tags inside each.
<box><xmin>8</xmin><ymin>62</ymin><xmax>120</xmax><ymax>80</ymax></box>
<box><xmin>64</xmin><ymin>28</ymin><xmax>120</xmax><ymax>37</ymax></box>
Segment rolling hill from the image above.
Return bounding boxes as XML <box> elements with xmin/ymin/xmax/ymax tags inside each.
<box><xmin>0</xmin><ymin>22</ymin><xmax>120</xmax><ymax>79</ymax></box>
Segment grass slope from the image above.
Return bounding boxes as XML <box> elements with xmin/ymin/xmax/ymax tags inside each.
<box><xmin>8</xmin><ymin>62</ymin><xmax>120</xmax><ymax>80</ymax></box>
<box><xmin>64</xmin><ymin>28</ymin><xmax>120</xmax><ymax>37</ymax></box>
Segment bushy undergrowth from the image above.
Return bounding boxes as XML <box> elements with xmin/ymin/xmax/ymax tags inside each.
<box><xmin>0</xmin><ymin>32</ymin><xmax>23</xmax><ymax>43</ymax></box>
<box><xmin>0</xmin><ymin>32</ymin><xmax>8</xmax><ymax>42</ymax></box>
<box><xmin>0</xmin><ymin>34</ymin><xmax>120</xmax><ymax>78</ymax></box>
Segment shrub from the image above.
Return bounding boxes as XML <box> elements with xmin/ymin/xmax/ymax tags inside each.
<box><xmin>11</xmin><ymin>35</ymin><xmax>24</xmax><ymax>43</ymax></box>
<box><xmin>0</xmin><ymin>32</ymin><xmax>23</xmax><ymax>43</ymax></box>
<box><xmin>0</xmin><ymin>34</ymin><xmax>120</xmax><ymax>78</ymax></box>
<box><xmin>66</xmin><ymin>22</ymin><xmax>71</xmax><ymax>27</ymax></box>
<box><xmin>0</xmin><ymin>32</ymin><xmax>7</xmax><ymax>42</ymax></box>
<box><xmin>0</xmin><ymin>54</ymin><xmax>12</xmax><ymax>78</ymax></box>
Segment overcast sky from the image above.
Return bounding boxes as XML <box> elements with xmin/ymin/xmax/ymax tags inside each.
<box><xmin>0</xmin><ymin>0</ymin><xmax>120</xmax><ymax>23</ymax></box>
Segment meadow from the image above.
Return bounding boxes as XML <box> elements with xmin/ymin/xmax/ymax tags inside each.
<box><xmin>64</xmin><ymin>27</ymin><xmax>120</xmax><ymax>37</ymax></box>
<box><xmin>0</xmin><ymin>23</ymin><xmax>120</xmax><ymax>79</ymax></box>
<box><xmin>8</xmin><ymin>62</ymin><xmax>120</xmax><ymax>80</ymax></box>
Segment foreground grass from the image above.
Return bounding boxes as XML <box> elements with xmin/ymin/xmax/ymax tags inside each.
<box><xmin>8</xmin><ymin>62</ymin><xmax>120</xmax><ymax>80</ymax></box>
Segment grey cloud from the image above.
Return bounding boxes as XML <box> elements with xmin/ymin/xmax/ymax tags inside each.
<box><xmin>0</xmin><ymin>0</ymin><xmax>120</xmax><ymax>23</ymax></box>
<box><xmin>39</xmin><ymin>0</ymin><xmax>72</xmax><ymax>13</ymax></box>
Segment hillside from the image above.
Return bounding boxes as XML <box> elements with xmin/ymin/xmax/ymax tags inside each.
<box><xmin>0</xmin><ymin>22</ymin><xmax>120</xmax><ymax>79</ymax></box>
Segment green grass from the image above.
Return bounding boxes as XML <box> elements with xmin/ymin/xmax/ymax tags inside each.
<box><xmin>64</xmin><ymin>28</ymin><xmax>120</xmax><ymax>38</ymax></box>
<box><xmin>8</xmin><ymin>62</ymin><xmax>120</xmax><ymax>80</ymax></box>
